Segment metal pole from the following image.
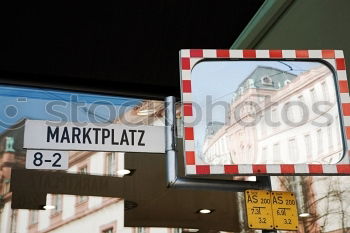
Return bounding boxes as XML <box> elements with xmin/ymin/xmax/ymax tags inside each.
<box><xmin>165</xmin><ymin>96</ymin><xmax>177</xmax><ymax>186</ymax></box>
<box><xmin>257</xmin><ymin>176</ymin><xmax>277</xmax><ymax>233</ymax></box>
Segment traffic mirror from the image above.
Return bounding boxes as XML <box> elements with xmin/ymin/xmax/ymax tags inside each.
<box><xmin>180</xmin><ymin>49</ymin><xmax>349</xmax><ymax>176</ymax></box>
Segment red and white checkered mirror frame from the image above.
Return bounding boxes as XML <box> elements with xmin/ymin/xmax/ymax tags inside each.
<box><xmin>180</xmin><ymin>49</ymin><xmax>350</xmax><ymax>176</ymax></box>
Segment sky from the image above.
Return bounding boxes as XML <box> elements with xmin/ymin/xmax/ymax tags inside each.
<box><xmin>190</xmin><ymin>60</ymin><xmax>326</xmax><ymax>156</ymax></box>
<box><xmin>0</xmin><ymin>85</ymin><xmax>141</xmax><ymax>134</ymax></box>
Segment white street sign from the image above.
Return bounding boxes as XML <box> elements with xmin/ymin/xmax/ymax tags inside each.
<box><xmin>24</xmin><ymin>120</ymin><xmax>165</xmax><ymax>153</ymax></box>
<box><xmin>26</xmin><ymin>150</ymin><xmax>69</xmax><ymax>170</ymax></box>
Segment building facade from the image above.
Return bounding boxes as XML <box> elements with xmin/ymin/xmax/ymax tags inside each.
<box><xmin>0</xmin><ymin>101</ymin><xmax>181</xmax><ymax>233</ymax></box>
<box><xmin>203</xmin><ymin>64</ymin><xmax>343</xmax><ymax>165</ymax></box>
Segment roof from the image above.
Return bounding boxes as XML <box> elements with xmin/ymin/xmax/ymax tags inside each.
<box><xmin>233</xmin><ymin>65</ymin><xmax>297</xmax><ymax>100</ymax></box>
<box><xmin>205</xmin><ymin>121</ymin><xmax>225</xmax><ymax>138</ymax></box>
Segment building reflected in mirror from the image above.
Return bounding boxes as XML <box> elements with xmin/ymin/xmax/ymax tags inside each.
<box><xmin>195</xmin><ymin>62</ymin><xmax>344</xmax><ymax>165</ymax></box>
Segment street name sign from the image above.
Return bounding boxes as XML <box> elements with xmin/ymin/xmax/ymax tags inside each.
<box><xmin>271</xmin><ymin>191</ymin><xmax>298</xmax><ymax>230</ymax></box>
<box><xmin>23</xmin><ymin>120</ymin><xmax>165</xmax><ymax>153</ymax></box>
<box><xmin>245</xmin><ymin>190</ymin><xmax>298</xmax><ymax>231</ymax></box>
<box><xmin>244</xmin><ymin>189</ymin><xmax>274</xmax><ymax>229</ymax></box>
<box><xmin>25</xmin><ymin>150</ymin><xmax>69</xmax><ymax>170</ymax></box>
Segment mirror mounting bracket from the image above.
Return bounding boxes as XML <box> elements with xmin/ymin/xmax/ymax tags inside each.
<box><xmin>165</xmin><ymin>96</ymin><xmax>272</xmax><ymax>192</ymax></box>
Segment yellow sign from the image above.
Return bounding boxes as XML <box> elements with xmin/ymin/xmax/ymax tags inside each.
<box><xmin>271</xmin><ymin>191</ymin><xmax>299</xmax><ymax>230</ymax></box>
<box><xmin>244</xmin><ymin>190</ymin><xmax>274</xmax><ymax>229</ymax></box>
<box><xmin>245</xmin><ymin>190</ymin><xmax>299</xmax><ymax>231</ymax></box>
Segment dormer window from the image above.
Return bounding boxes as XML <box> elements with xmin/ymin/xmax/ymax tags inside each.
<box><xmin>284</xmin><ymin>80</ymin><xmax>291</xmax><ymax>85</ymax></box>
<box><xmin>261</xmin><ymin>76</ymin><xmax>273</xmax><ymax>86</ymax></box>
<box><xmin>246</xmin><ymin>79</ymin><xmax>255</xmax><ymax>88</ymax></box>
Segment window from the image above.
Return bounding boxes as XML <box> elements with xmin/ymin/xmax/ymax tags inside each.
<box><xmin>106</xmin><ymin>152</ymin><xmax>117</xmax><ymax>176</ymax></box>
<box><xmin>78</xmin><ymin>166</ymin><xmax>88</xmax><ymax>203</ymax></box>
<box><xmin>247</xmin><ymin>146</ymin><xmax>253</xmax><ymax>162</ymax></box>
<box><xmin>286</xmin><ymin>102</ymin><xmax>295</xmax><ymax>123</ymax></box>
<box><xmin>100</xmin><ymin>221</ymin><xmax>117</xmax><ymax>233</ymax></box>
<box><xmin>298</xmin><ymin>95</ymin><xmax>305</xmax><ymax>118</ymax></box>
<box><xmin>219</xmin><ymin>140</ymin><xmax>223</xmax><ymax>155</ymax></box>
<box><xmin>246</xmin><ymin>79</ymin><xmax>254</xmax><ymax>88</ymax></box>
<box><xmin>261</xmin><ymin>147</ymin><xmax>267</xmax><ymax>163</ymax></box>
<box><xmin>2</xmin><ymin>179</ymin><xmax>10</xmax><ymax>195</ymax></box>
<box><xmin>298</xmin><ymin>95</ymin><xmax>305</xmax><ymax>103</ymax></box>
<box><xmin>335</xmin><ymin>116</ymin><xmax>341</xmax><ymax>146</ymax></box>
<box><xmin>137</xmin><ymin>227</ymin><xmax>146</xmax><ymax>233</ymax></box>
<box><xmin>29</xmin><ymin>210</ymin><xmax>39</xmax><ymax>225</ymax></box>
<box><xmin>321</xmin><ymin>81</ymin><xmax>329</xmax><ymax>101</ymax></box>
<box><xmin>284</xmin><ymin>80</ymin><xmax>291</xmax><ymax>85</ymax></box>
<box><xmin>288</xmin><ymin>138</ymin><xmax>298</xmax><ymax>163</ymax></box>
<box><xmin>271</xmin><ymin>108</ymin><xmax>278</xmax><ymax>127</ymax></box>
<box><xmin>273</xmin><ymin>143</ymin><xmax>280</xmax><ymax>162</ymax></box>
<box><xmin>310</xmin><ymin>88</ymin><xmax>317</xmax><ymax>104</ymax></box>
<box><xmin>9</xmin><ymin>209</ymin><xmax>17</xmax><ymax>233</ymax></box>
<box><xmin>51</xmin><ymin>194</ymin><xmax>63</xmax><ymax>214</ymax></box>
<box><xmin>327</xmin><ymin>124</ymin><xmax>333</xmax><ymax>150</ymax></box>
<box><xmin>103</xmin><ymin>228</ymin><xmax>113</xmax><ymax>233</ymax></box>
<box><xmin>304</xmin><ymin>134</ymin><xmax>312</xmax><ymax>161</ymax></box>
<box><xmin>261</xmin><ymin>76</ymin><xmax>273</xmax><ymax>86</ymax></box>
<box><xmin>317</xmin><ymin>129</ymin><xmax>323</xmax><ymax>154</ymax></box>
<box><xmin>261</xmin><ymin>116</ymin><xmax>266</xmax><ymax>137</ymax></box>
<box><xmin>80</xmin><ymin>166</ymin><xmax>88</xmax><ymax>174</ymax></box>
<box><xmin>240</xmin><ymin>145</ymin><xmax>245</xmax><ymax>157</ymax></box>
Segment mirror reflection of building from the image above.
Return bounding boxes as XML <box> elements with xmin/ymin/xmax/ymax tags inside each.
<box><xmin>202</xmin><ymin>64</ymin><xmax>343</xmax><ymax>165</ymax></box>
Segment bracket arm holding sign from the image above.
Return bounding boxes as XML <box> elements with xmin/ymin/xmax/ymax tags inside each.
<box><xmin>165</xmin><ymin>96</ymin><xmax>272</xmax><ymax>192</ymax></box>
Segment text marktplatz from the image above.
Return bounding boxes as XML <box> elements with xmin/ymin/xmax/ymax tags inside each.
<box><xmin>47</xmin><ymin>126</ymin><xmax>145</xmax><ymax>146</ymax></box>
<box><xmin>24</xmin><ymin>120</ymin><xmax>165</xmax><ymax>153</ymax></box>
